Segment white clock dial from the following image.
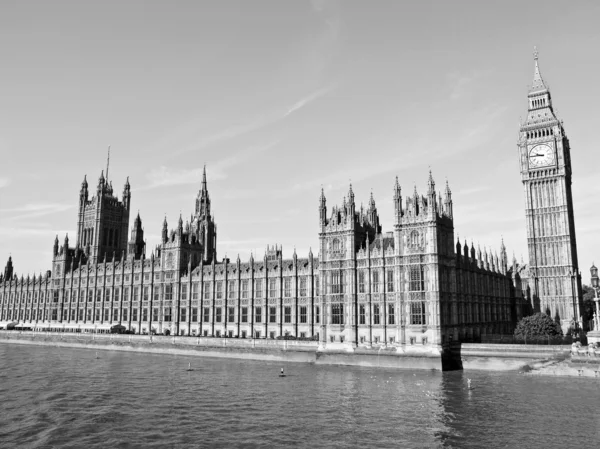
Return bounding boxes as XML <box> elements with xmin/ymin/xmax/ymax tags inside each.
<box><xmin>528</xmin><ymin>144</ymin><xmax>554</xmax><ymax>168</ymax></box>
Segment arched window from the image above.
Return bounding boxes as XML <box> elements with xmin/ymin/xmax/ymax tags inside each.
<box><xmin>332</xmin><ymin>238</ymin><xmax>340</xmax><ymax>252</ymax></box>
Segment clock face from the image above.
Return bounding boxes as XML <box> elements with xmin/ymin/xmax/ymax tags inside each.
<box><xmin>528</xmin><ymin>144</ymin><xmax>555</xmax><ymax>168</ymax></box>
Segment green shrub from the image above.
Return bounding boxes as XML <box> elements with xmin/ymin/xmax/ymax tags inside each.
<box><xmin>514</xmin><ymin>313</ymin><xmax>563</xmax><ymax>339</ymax></box>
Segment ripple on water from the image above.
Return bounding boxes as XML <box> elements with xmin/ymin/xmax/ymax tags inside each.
<box><xmin>0</xmin><ymin>344</ymin><xmax>598</xmax><ymax>448</ymax></box>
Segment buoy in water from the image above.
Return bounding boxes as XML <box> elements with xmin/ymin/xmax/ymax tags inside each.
<box><xmin>95</xmin><ymin>352</ymin><xmax>99</xmax><ymax>359</ymax></box>
<box><xmin>467</xmin><ymin>378</ymin><xmax>473</xmax><ymax>390</ymax></box>
<box><xmin>279</xmin><ymin>368</ymin><xmax>286</xmax><ymax>378</ymax></box>
<box><xmin>186</xmin><ymin>362</ymin><xmax>194</xmax><ymax>372</ymax></box>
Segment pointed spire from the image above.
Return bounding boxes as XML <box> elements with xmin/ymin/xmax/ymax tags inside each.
<box><xmin>530</xmin><ymin>46</ymin><xmax>548</xmax><ymax>93</ymax></box>
<box><xmin>348</xmin><ymin>183</ymin><xmax>354</xmax><ymax>201</ymax></box>
<box><xmin>369</xmin><ymin>190</ymin><xmax>376</xmax><ymax>209</ymax></box>
<box><xmin>445</xmin><ymin>179</ymin><xmax>451</xmax><ymax>196</ymax></box>
<box><xmin>106</xmin><ymin>145</ymin><xmax>111</xmax><ymax>182</ymax></box>
<box><xmin>82</xmin><ymin>174</ymin><xmax>88</xmax><ymax>188</ymax></box>
<box><xmin>202</xmin><ymin>165</ymin><xmax>207</xmax><ymax>193</ymax></box>
<box><xmin>427</xmin><ymin>169</ymin><xmax>435</xmax><ymax>193</ymax></box>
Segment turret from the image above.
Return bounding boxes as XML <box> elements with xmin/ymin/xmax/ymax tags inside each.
<box><xmin>393</xmin><ymin>176</ymin><xmax>402</xmax><ymax>224</ymax></box>
<box><xmin>53</xmin><ymin>235</ymin><xmax>59</xmax><ymax>257</ymax></box>
<box><xmin>128</xmin><ymin>212</ymin><xmax>145</xmax><ymax>259</ymax></box>
<box><xmin>4</xmin><ymin>256</ymin><xmax>13</xmax><ymax>280</ymax></box>
<box><xmin>162</xmin><ymin>216</ymin><xmax>168</xmax><ymax>244</ymax></box>
<box><xmin>80</xmin><ymin>175</ymin><xmax>89</xmax><ymax>203</ymax></box>
<box><xmin>319</xmin><ymin>187</ymin><xmax>327</xmax><ymax>225</ymax></box>
<box><xmin>444</xmin><ymin>180</ymin><xmax>453</xmax><ymax>218</ymax></box>
<box><xmin>123</xmin><ymin>177</ymin><xmax>131</xmax><ymax>209</ymax></box>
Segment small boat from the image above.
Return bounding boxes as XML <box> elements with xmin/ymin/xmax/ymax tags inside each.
<box><xmin>186</xmin><ymin>362</ymin><xmax>194</xmax><ymax>372</ymax></box>
<box><xmin>279</xmin><ymin>368</ymin><xmax>286</xmax><ymax>378</ymax></box>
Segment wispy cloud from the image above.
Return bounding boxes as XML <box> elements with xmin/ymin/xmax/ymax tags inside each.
<box><xmin>0</xmin><ymin>203</ymin><xmax>74</xmax><ymax>221</ymax></box>
<box><xmin>141</xmin><ymin>140</ymin><xmax>280</xmax><ymax>190</ymax></box>
<box><xmin>284</xmin><ymin>85</ymin><xmax>334</xmax><ymax>117</ymax></box>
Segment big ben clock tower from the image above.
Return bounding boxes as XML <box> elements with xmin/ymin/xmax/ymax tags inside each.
<box><xmin>518</xmin><ymin>48</ymin><xmax>583</xmax><ymax>333</ymax></box>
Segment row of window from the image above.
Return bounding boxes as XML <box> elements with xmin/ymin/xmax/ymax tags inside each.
<box><xmin>0</xmin><ymin>306</ymin><xmax>321</xmax><ymax>325</ymax></box>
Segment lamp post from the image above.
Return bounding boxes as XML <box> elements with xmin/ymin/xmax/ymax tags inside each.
<box><xmin>591</xmin><ymin>263</ymin><xmax>600</xmax><ymax>331</ymax></box>
<box><xmin>569</xmin><ymin>270</ymin><xmax>579</xmax><ymax>339</ymax></box>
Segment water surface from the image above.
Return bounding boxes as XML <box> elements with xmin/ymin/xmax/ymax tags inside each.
<box><xmin>0</xmin><ymin>344</ymin><xmax>597</xmax><ymax>448</ymax></box>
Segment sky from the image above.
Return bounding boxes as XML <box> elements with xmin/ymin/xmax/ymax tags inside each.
<box><xmin>0</xmin><ymin>0</ymin><xmax>599</xmax><ymax>281</ymax></box>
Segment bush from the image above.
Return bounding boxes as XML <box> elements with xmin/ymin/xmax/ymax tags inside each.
<box><xmin>514</xmin><ymin>313</ymin><xmax>563</xmax><ymax>339</ymax></box>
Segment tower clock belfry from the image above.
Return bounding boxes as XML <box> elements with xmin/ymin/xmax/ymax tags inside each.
<box><xmin>518</xmin><ymin>48</ymin><xmax>583</xmax><ymax>331</ymax></box>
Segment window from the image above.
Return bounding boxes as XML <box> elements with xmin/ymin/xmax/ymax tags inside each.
<box><xmin>153</xmin><ymin>286</ymin><xmax>160</xmax><ymax>301</ymax></box>
<box><xmin>104</xmin><ymin>309</ymin><xmax>109</xmax><ymax>321</ymax></box>
<box><xmin>228</xmin><ymin>307</ymin><xmax>235</xmax><ymax>323</ymax></box>
<box><xmin>359</xmin><ymin>304</ymin><xmax>366</xmax><ymax>324</ymax></box>
<box><xmin>268</xmin><ymin>279</ymin><xmax>277</xmax><ymax>298</ymax></box>
<box><xmin>409</xmin><ymin>266</ymin><xmax>425</xmax><ymax>291</ymax></box>
<box><xmin>269</xmin><ymin>307</ymin><xmax>277</xmax><ymax>323</ymax></box>
<box><xmin>300</xmin><ymin>306</ymin><xmax>307</xmax><ymax>323</ymax></box>
<box><xmin>86</xmin><ymin>309</ymin><xmax>91</xmax><ymax>321</ymax></box>
<box><xmin>331</xmin><ymin>271</ymin><xmax>344</xmax><ymax>294</ymax></box>
<box><xmin>52</xmin><ymin>309</ymin><xmax>58</xmax><ymax>320</ymax></box>
<box><xmin>115</xmin><ymin>288</ymin><xmax>121</xmax><ymax>302</ymax></box>
<box><xmin>255</xmin><ymin>279</ymin><xmax>262</xmax><ymax>299</ymax></box>
<box><xmin>410</xmin><ymin>301</ymin><xmax>426</xmax><ymax>325</ymax></box>
<box><xmin>215</xmin><ymin>308</ymin><xmax>222</xmax><ymax>323</ymax></box>
<box><xmin>153</xmin><ymin>308</ymin><xmax>159</xmax><ymax>321</ymax></box>
<box><xmin>165</xmin><ymin>284</ymin><xmax>173</xmax><ymax>301</ymax></box>
<box><xmin>373</xmin><ymin>304</ymin><xmax>380</xmax><ymax>325</ymax></box>
<box><xmin>216</xmin><ymin>330</ymin><xmax>221</xmax><ymax>337</ymax></box>
<box><xmin>332</xmin><ymin>238</ymin><xmax>341</xmax><ymax>252</ymax></box>
<box><xmin>192</xmin><ymin>282</ymin><xmax>199</xmax><ymax>300</ymax></box>
<box><xmin>216</xmin><ymin>281</ymin><xmax>223</xmax><ymax>299</ymax></box>
<box><xmin>255</xmin><ymin>330</ymin><xmax>261</xmax><ymax>338</ymax></box>
<box><xmin>133</xmin><ymin>286</ymin><xmax>139</xmax><ymax>301</ymax></box>
<box><xmin>284</xmin><ymin>306</ymin><xmax>291</xmax><ymax>323</ymax></box>
<box><xmin>106</xmin><ymin>289</ymin><xmax>111</xmax><ymax>302</ymax></box>
<box><xmin>180</xmin><ymin>308</ymin><xmax>187</xmax><ymax>322</ymax></box>
<box><xmin>123</xmin><ymin>309</ymin><xmax>128</xmax><ymax>321</ymax></box>
<box><xmin>143</xmin><ymin>308</ymin><xmax>148</xmax><ymax>321</ymax></box>
<box><xmin>65</xmin><ymin>291</ymin><xmax>69</xmax><ymax>302</ymax></box>
<box><xmin>124</xmin><ymin>288</ymin><xmax>129</xmax><ymax>301</ymax></box>
<box><xmin>255</xmin><ymin>307</ymin><xmax>262</xmax><ymax>323</ymax></box>
<box><xmin>358</xmin><ymin>271</ymin><xmax>365</xmax><ymax>293</ymax></box>
<box><xmin>191</xmin><ymin>307</ymin><xmax>198</xmax><ymax>322</ymax></box>
<box><xmin>300</xmin><ymin>277</ymin><xmax>307</xmax><ymax>297</ymax></box>
<box><xmin>228</xmin><ymin>281</ymin><xmax>235</xmax><ymax>299</ymax></box>
<box><xmin>181</xmin><ymin>285</ymin><xmax>187</xmax><ymax>300</ymax></box>
<box><xmin>284</xmin><ymin>278</ymin><xmax>291</xmax><ymax>298</ymax></box>
<box><xmin>143</xmin><ymin>286</ymin><xmax>149</xmax><ymax>301</ymax></box>
<box><xmin>388</xmin><ymin>304</ymin><xmax>395</xmax><ymax>325</ymax></box>
<box><xmin>386</xmin><ymin>270</ymin><xmax>394</xmax><ymax>292</ymax></box>
<box><xmin>71</xmin><ymin>309</ymin><xmax>76</xmax><ymax>320</ymax></box>
<box><xmin>204</xmin><ymin>282</ymin><xmax>211</xmax><ymax>299</ymax></box>
<box><xmin>269</xmin><ymin>331</ymin><xmax>275</xmax><ymax>339</ymax></box>
<box><xmin>164</xmin><ymin>308</ymin><xmax>171</xmax><ymax>322</ymax></box>
<box><xmin>372</xmin><ymin>271</ymin><xmax>380</xmax><ymax>293</ymax></box>
<box><xmin>203</xmin><ymin>307</ymin><xmax>210</xmax><ymax>323</ymax></box>
<box><xmin>241</xmin><ymin>307</ymin><xmax>248</xmax><ymax>323</ymax></box>
<box><xmin>133</xmin><ymin>308</ymin><xmax>138</xmax><ymax>321</ymax></box>
<box><xmin>332</xmin><ymin>304</ymin><xmax>344</xmax><ymax>325</ymax></box>
<box><xmin>241</xmin><ymin>280</ymin><xmax>249</xmax><ymax>299</ymax></box>
<box><xmin>315</xmin><ymin>306</ymin><xmax>320</xmax><ymax>324</ymax></box>
<box><xmin>79</xmin><ymin>309</ymin><xmax>84</xmax><ymax>321</ymax></box>
<box><xmin>88</xmin><ymin>290</ymin><xmax>93</xmax><ymax>302</ymax></box>
<box><xmin>242</xmin><ymin>330</ymin><xmax>247</xmax><ymax>338</ymax></box>
<box><xmin>53</xmin><ymin>290</ymin><xmax>59</xmax><ymax>302</ymax></box>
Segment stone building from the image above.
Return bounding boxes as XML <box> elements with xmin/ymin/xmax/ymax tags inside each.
<box><xmin>517</xmin><ymin>49</ymin><xmax>584</xmax><ymax>332</ymax></box>
<box><xmin>0</xmin><ymin>166</ymin><xmax>519</xmax><ymax>349</ymax></box>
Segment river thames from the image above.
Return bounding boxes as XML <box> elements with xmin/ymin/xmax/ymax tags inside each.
<box><xmin>0</xmin><ymin>343</ymin><xmax>598</xmax><ymax>448</ymax></box>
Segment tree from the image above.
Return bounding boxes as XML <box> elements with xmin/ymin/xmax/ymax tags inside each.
<box><xmin>514</xmin><ymin>312</ymin><xmax>563</xmax><ymax>339</ymax></box>
<box><xmin>582</xmin><ymin>284</ymin><xmax>596</xmax><ymax>323</ymax></box>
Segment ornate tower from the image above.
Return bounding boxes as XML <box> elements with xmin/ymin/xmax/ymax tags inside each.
<box><xmin>75</xmin><ymin>170</ymin><xmax>131</xmax><ymax>264</ymax></box>
<box><xmin>192</xmin><ymin>166</ymin><xmax>217</xmax><ymax>264</ymax></box>
<box><xmin>517</xmin><ymin>48</ymin><xmax>582</xmax><ymax>331</ymax></box>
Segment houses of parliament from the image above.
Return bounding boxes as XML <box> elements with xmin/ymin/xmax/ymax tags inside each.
<box><xmin>0</xmin><ymin>53</ymin><xmax>584</xmax><ymax>349</ymax></box>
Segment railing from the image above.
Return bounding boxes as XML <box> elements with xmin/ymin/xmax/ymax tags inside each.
<box><xmin>480</xmin><ymin>334</ymin><xmax>573</xmax><ymax>345</ymax></box>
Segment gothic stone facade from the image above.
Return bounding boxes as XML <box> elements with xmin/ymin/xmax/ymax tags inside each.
<box><xmin>517</xmin><ymin>51</ymin><xmax>583</xmax><ymax>331</ymax></box>
<box><xmin>0</xmin><ymin>166</ymin><xmax>520</xmax><ymax>349</ymax></box>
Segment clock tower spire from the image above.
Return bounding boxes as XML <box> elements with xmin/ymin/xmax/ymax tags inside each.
<box><xmin>518</xmin><ymin>48</ymin><xmax>583</xmax><ymax>333</ymax></box>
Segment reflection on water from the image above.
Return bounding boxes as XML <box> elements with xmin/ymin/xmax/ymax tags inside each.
<box><xmin>0</xmin><ymin>344</ymin><xmax>597</xmax><ymax>448</ymax></box>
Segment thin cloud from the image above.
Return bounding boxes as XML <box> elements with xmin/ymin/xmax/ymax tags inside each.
<box><xmin>284</xmin><ymin>85</ymin><xmax>334</xmax><ymax>117</ymax></box>
<box><xmin>141</xmin><ymin>140</ymin><xmax>279</xmax><ymax>190</ymax></box>
<box><xmin>0</xmin><ymin>203</ymin><xmax>74</xmax><ymax>221</ymax></box>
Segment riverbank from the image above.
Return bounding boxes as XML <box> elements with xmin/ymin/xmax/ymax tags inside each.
<box><xmin>0</xmin><ymin>331</ymin><xmax>446</xmax><ymax>369</ymax></box>
<box><xmin>1</xmin><ymin>331</ymin><xmax>583</xmax><ymax>373</ymax></box>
